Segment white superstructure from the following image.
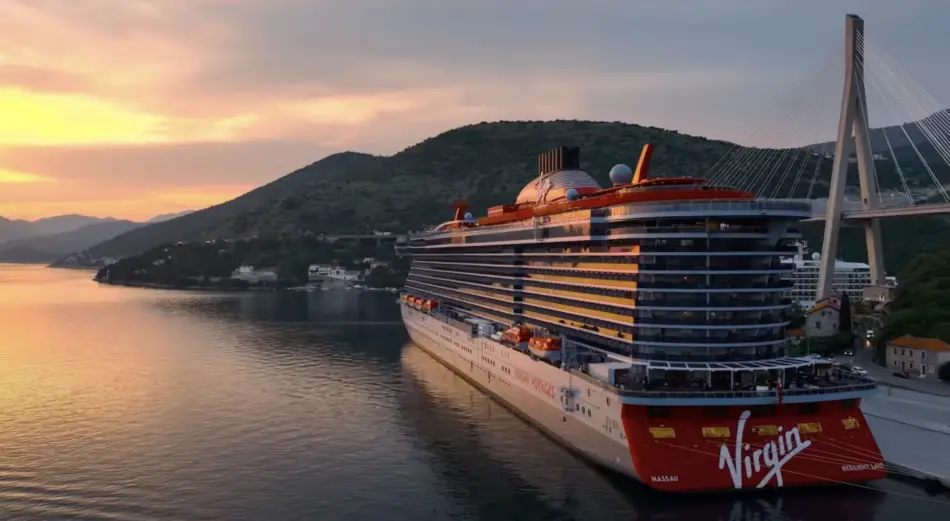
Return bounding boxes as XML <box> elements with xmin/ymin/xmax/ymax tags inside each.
<box><xmin>781</xmin><ymin>241</ymin><xmax>895</xmax><ymax>308</ymax></box>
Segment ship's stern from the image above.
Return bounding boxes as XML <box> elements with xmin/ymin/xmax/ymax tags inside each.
<box><xmin>620</xmin><ymin>401</ymin><xmax>887</xmax><ymax>493</ymax></box>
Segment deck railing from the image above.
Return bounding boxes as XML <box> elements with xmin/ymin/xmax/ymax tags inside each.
<box><xmin>568</xmin><ymin>368</ymin><xmax>876</xmax><ymax>400</ymax></box>
<box><xmin>409</xmin><ymin>305</ymin><xmax>876</xmax><ymax>400</ymax></box>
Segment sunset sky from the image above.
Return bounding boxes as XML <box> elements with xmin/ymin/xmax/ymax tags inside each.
<box><xmin>1</xmin><ymin>0</ymin><xmax>946</xmax><ymax>221</ymax></box>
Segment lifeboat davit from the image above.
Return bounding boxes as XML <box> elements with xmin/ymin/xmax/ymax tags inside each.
<box><xmin>528</xmin><ymin>336</ymin><xmax>562</xmax><ymax>362</ymax></box>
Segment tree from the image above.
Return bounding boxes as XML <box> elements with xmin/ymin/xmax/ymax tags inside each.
<box><xmin>788</xmin><ymin>302</ymin><xmax>806</xmax><ymax>329</ymax></box>
<box><xmin>939</xmin><ymin>361</ymin><xmax>950</xmax><ymax>383</ymax></box>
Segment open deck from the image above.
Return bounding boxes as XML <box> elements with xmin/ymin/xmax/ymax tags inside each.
<box><xmin>410</xmin><ymin>303</ymin><xmax>877</xmax><ymax>406</ymax></box>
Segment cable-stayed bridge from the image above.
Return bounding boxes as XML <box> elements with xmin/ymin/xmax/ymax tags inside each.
<box><xmin>702</xmin><ymin>14</ymin><xmax>950</xmax><ymax>301</ymax></box>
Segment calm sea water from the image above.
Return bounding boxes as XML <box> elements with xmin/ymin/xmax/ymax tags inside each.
<box><xmin>1</xmin><ymin>264</ymin><xmax>949</xmax><ymax>521</ymax></box>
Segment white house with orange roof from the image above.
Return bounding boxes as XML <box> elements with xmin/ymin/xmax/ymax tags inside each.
<box><xmin>804</xmin><ymin>295</ymin><xmax>842</xmax><ymax>337</ymax></box>
<box><xmin>885</xmin><ymin>335</ymin><xmax>950</xmax><ymax>378</ymax></box>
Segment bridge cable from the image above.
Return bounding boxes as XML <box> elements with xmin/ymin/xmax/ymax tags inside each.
<box><xmin>780</xmin><ymin>60</ymin><xmax>847</xmax><ymax>199</ymax></box>
<box><xmin>854</xmin><ymin>64</ymin><xmax>914</xmax><ymax>202</ymax></box>
<box><xmin>786</xmin><ymin>95</ymin><xmax>835</xmax><ymax>201</ymax></box>
<box><xmin>869</xmin><ymin>47</ymin><xmax>950</xmax><ymax>178</ymax></box>
<box><xmin>735</xmin><ymin>53</ymin><xmax>842</xmax><ymax>194</ymax></box>
<box><xmin>726</xmin><ymin>52</ymin><xmax>843</xmax><ymax>195</ymax></box>
<box><xmin>708</xmin><ymin>43</ymin><xmax>843</xmax><ymax>190</ymax></box>
<box><xmin>865</xmin><ymin>67</ymin><xmax>948</xmax><ymax>204</ymax></box>
<box><xmin>860</xmin><ymin>33</ymin><xmax>949</xmax><ymax>202</ymax></box>
<box><xmin>860</xmin><ymin>37</ymin><xmax>950</xmax><ymax>202</ymax></box>
<box><xmin>805</xmin><ymin>153</ymin><xmax>826</xmax><ymax>200</ymax></box>
<box><xmin>863</xmin><ymin>33</ymin><xmax>950</xmax><ymax>142</ymax></box>
<box><xmin>705</xmin><ymin>54</ymin><xmax>827</xmax><ymax>188</ymax></box>
<box><xmin>851</xmin><ymin>60</ymin><xmax>887</xmax><ymax>207</ymax></box>
<box><xmin>861</xmin><ymin>34</ymin><xmax>950</xmax><ymax>201</ymax></box>
<box><xmin>758</xmin><ymin>55</ymin><xmax>845</xmax><ymax>198</ymax></box>
<box><xmin>751</xmin><ymin>53</ymin><xmax>844</xmax><ymax>195</ymax></box>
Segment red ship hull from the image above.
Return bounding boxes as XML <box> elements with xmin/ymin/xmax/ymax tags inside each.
<box><xmin>621</xmin><ymin>402</ymin><xmax>887</xmax><ymax>492</ymax></box>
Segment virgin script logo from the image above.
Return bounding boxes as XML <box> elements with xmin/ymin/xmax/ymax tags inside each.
<box><xmin>718</xmin><ymin>410</ymin><xmax>812</xmax><ymax>489</ymax></box>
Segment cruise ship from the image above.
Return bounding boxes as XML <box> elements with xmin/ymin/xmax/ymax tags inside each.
<box><xmin>399</xmin><ymin>145</ymin><xmax>887</xmax><ymax>493</ymax></box>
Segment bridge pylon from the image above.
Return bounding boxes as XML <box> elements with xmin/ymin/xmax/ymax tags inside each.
<box><xmin>817</xmin><ymin>14</ymin><xmax>886</xmax><ymax>300</ymax></box>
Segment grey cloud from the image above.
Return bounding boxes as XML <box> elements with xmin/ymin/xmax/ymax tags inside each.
<box><xmin>0</xmin><ymin>140</ymin><xmax>332</xmax><ymax>188</ymax></box>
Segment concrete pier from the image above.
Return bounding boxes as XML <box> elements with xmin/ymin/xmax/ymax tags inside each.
<box><xmin>862</xmin><ymin>387</ymin><xmax>950</xmax><ymax>488</ymax></box>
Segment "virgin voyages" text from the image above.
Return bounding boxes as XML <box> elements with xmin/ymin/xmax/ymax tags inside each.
<box><xmin>514</xmin><ymin>368</ymin><xmax>556</xmax><ymax>398</ymax></box>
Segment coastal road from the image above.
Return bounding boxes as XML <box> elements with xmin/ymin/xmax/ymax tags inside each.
<box><xmin>851</xmin><ymin>346</ymin><xmax>950</xmax><ymax>397</ymax></box>
<box><xmin>852</xmin><ymin>347</ymin><xmax>950</xmax><ymax>486</ymax></box>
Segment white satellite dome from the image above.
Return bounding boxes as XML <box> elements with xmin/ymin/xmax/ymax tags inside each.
<box><xmin>609</xmin><ymin>164</ymin><xmax>634</xmax><ymax>186</ymax></box>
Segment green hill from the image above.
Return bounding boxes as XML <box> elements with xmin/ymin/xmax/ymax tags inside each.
<box><xmin>874</xmin><ymin>247</ymin><xmax>950</xmax><ymax>371</ymax></box>
<box><xmin>70</xmin><ymin>120</ymin><xmax>950</xmax><ymax>276</ymax></box>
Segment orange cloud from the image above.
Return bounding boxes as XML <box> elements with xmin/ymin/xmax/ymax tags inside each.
<box><xmin>0</xmin><ymin>168</ymin><xmax>53</xmax><ymax>184</ymax></box>
<box><xmin>0</xmin><ymin>88</ymin><xmax>164</xmax><ymax>146</ymax></box>
<box><xmin>0</xmin><ymin>184</ymin><xmax>254</xmax><ymax>221</ymax></box>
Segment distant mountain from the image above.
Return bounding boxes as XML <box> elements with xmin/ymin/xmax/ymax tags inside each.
<box><xmin>808</xmin><ymin>109</ymin><xmax>950</xmax><ymax>155</ymax></box>
<box><xmin>0</xmin><ymin>219</ymin><xmax>142</xmax><ymax>263</ymax></box>
<box><xmin>0</xmin><ymin>216</ymin><xmax>35</xmax><ymax>242</ymax></box>
<box><xmin>147</xmin><ymin>210</ymin><xmax>193</xmax><ymax>223</ymax></box>
<box><xmin>0</xmin><ymin>214</ymin><xmax>120</xmax><ymax>243</ymax></box>
<box><xmin>28</xmin><ymin>214</ymin><xmax>121</xmax><ymax>236</ymax></box>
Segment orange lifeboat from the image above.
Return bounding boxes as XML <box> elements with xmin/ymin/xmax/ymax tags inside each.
<box><xmin>501</xmin><ymin>325</ymin><xmax>533</xmax><ymax>345</ymax></box>
<box><xmin>528</xmin><ymin>336</ymin><xmax>562</xmax><ymax>362</ymax></box>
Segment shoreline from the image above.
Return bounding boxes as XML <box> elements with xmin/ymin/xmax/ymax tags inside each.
<box><xmin>48</xmin><ymin>264</ymin><xmax>100</xmax><ymax>271</ymax></box>
<box><xmin>94</xmin><ymin>279</ymin><xmax>269</xmax><ymax>292</ymax></box>
<box><xmin>95</xmin><ymin>278</ymin><xmax>399</xmax><ymax>293</ymax></box>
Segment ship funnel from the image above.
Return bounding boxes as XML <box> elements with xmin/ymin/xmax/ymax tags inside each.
<box><xmin>538</xmin><ymin>146</ymin><xmax>580</xmax><ymax>176</ymax></box>
<box><xmin>452</xmin><ymin>200</ymin><xmax>469</xmax><ymax>221</ymax></box>
<box><xmin>632</xmin><ymin>144</ymin><xmax>655</xmax><ymax>184</ymax></box>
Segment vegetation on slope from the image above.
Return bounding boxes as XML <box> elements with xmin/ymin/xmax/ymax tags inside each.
<box><xmin>874</xmin><ymin>247</ymin><xmax>950</xmax><ymax>381</ymax></box>
<box><xmin>74</xmin><ymin>120</ymin><xmax>950</xmax><ymax>277</ymax></box>
<box><xmin>96</xmin><ymin>237</ymin><xmax>407</xmax><ymax>289</ymax></box>
<box><xmin>878</xmin><ymin>248</ymin><xmax>950</xmax><ymax>344</ymax></box>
